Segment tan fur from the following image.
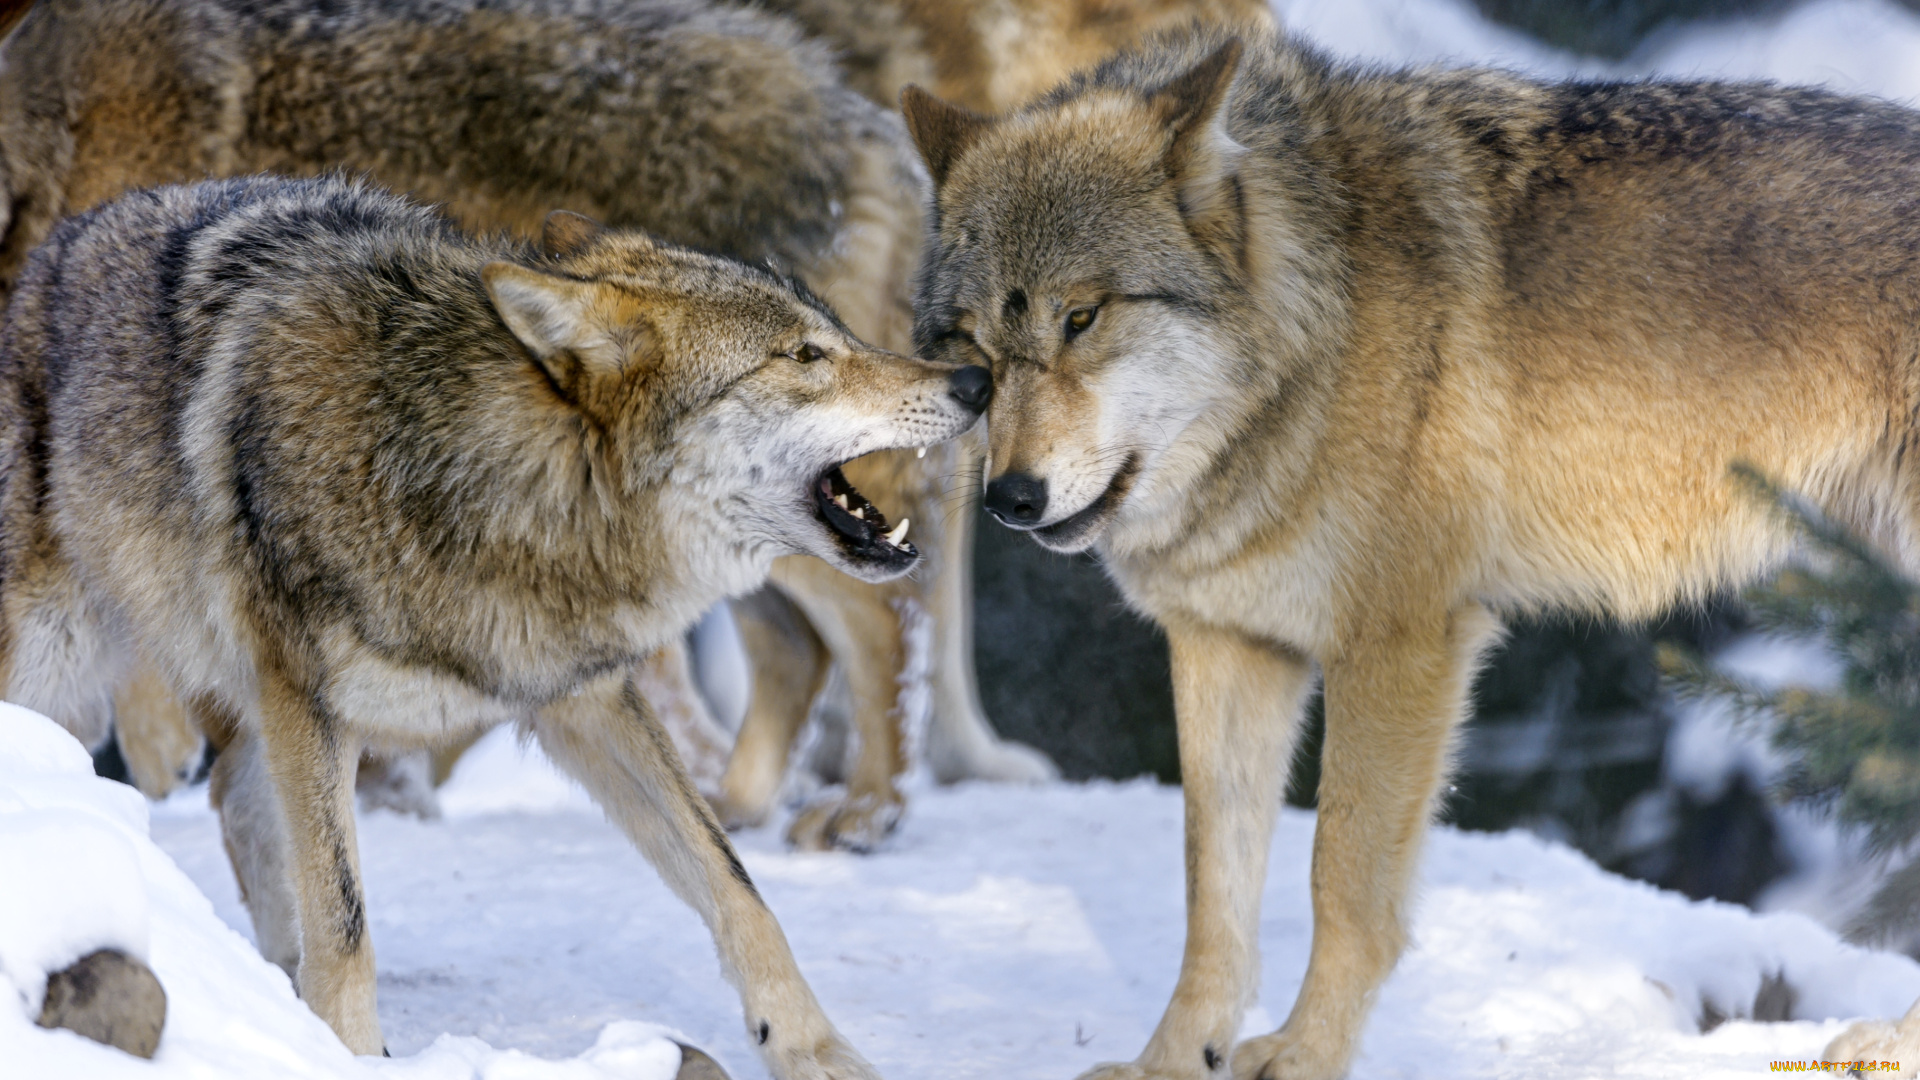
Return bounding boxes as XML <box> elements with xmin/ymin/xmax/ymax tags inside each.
<box><xmin>111</xmin><ymin>660</ymin><xmax>205</xmax><ymax>799</ymax></box>
<box><xmin>907</xmin><ymin>26</ymin><xmax>1920</xmax><ymax>1080</ymax></box>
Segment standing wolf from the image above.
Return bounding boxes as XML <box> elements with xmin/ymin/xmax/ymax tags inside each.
<box><xmin>906</xmin><ymin>26</ymin><xmax>1920</xmax><ymax>1080</ymax></box>
<box><xmin>0</xmin><ymin>0</ymin><xmax>1052</xmax><ymax>850</ymax></box>
<box><xmin>0</xmin><ymin>174</ymin><xmax>989</xmax><ymax>1069</ymax></box>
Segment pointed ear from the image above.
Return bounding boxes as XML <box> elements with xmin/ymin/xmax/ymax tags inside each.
<box><xmin>1147</xmin><ymin>39</ymin><xmax>1244</xmax><ymax>181</ymax></box>
<box><xmin>540</xmin><ymin>209</ymin><xmax>604</xmax><ymax>260</ymax></box>
<box><xmin>1147</xmin><ymin>41</ymin><xmax>1249</xmax><ymax>266</ymax></box>
<box><xmin>483</xmin><ymin>262</ymin><xmax>598</xmax><ymax>360</ymax></box>
<box><xmin>901</xmin><ymin>85</ymin><xmax>991</xmax><ymax>188</ymax></box>
<box><xmin>483</xmin><ymin>262</ymin><xmax>648</xmax><ymax>414</ymax></box>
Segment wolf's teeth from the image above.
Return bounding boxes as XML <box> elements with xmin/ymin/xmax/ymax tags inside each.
<box><xmin>851</xmin><ymin>506</ymin><xmax>866</xmax><ymax>520</ymax></box>
<box><xmin>885</xmin><ymin>519</ymin><xmax>909</xmax><ymax>546</ymax></box>
<box><xmin>833</xmin><ymin>494</ymin><xmax>849</xmax><ymax>510</ymax></box>
<box><xmin>916</xmin><ymin>447</ymin><xmax>926</xmax><ymax>459</ymax></box>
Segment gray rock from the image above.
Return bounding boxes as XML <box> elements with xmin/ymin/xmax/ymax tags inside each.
<box><xmin>36</xmin><ymin>948</ymin><xmax>167</xmax><ymax>1059</ymax></box>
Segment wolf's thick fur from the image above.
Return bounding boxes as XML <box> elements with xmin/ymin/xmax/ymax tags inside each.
<box><xmin>766</xmin><ymin>0</ymin><xmax>1274</xmax><ymax>114</ymax></box>
<box><xmin>0</xmin><ymin>175</ymin><xmax>986</xmax><ymax>1069</ymax></box>
<box><xmin>0</xmin><ymin>0</ymin><xmax>1056</xmax><ymax>848</ymax></box>
<box><xmin>906</xmin><ymin>26</ymin><xmax>1920</xmax><ymax>1080</ymax></box>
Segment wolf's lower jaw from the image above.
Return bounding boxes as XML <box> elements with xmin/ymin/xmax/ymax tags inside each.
<box><xmin>812</xmin><ymin>465</ymin><xmax>915</xmax><ymax>568</ymax></box>
<box><xmin>1030</xmin><ymin>452</ymin><xmax>1143</xmax><ymax>552</ymax></box>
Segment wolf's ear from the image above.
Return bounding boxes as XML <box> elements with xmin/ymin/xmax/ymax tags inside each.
<box><xmin>901</xmin><ymin>85</ymin><xmax>991</xmax><ymax>188</ymax></box>
<box><xmin>1148</xmin><ymin>38</ymin><xmax>1244</xmax><ymax>161</ymax></box>
<box><xmin>540</xmin><ymin>210</ymin><xmax>604</xmax><ymax>260</ymax></box>
<box><xmin>1148</xmin><ymin>40</ymin><xmax>1248</xmax><ymax>262</ymax></box>
<box><xmin>483</xmin><ymin>263</ymin><xmax>641</xmax><ymax>409</ymax></box>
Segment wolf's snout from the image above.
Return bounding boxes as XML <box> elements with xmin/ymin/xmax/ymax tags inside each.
<box><xmin>947</xmin><ymin>365</ymin><xmax>992</xmax><ymax>413</ymax></box>
<box><xmin>985</xmin><ymin>473</ymin><xmax>1047</xmax><ymax>526</ymax></box>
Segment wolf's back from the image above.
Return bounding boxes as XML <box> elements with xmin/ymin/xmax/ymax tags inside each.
<box><xmin>0</xmin><ymin>176</ymin><xmax>491</xmax><ymax>553</ymax></box>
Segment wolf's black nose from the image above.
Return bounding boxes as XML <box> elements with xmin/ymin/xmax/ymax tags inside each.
<box><xmin>985</xmin><ymin>473</ymin><xmax>1047</xmax><ymax>526</ymax></box>
<box><xmin>948</xmin><ymin>365</ymin><xmax>992</xmax><ymax>413</ymax></box>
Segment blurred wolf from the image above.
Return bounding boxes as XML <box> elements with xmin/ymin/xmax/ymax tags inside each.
<box><xmin>765</xmin><ymin>0</ymin><xmax>1275</xmax><ymax>113</ymax></box>
<box><xmin>906</xmin><ymin>25</ymin><xmax>1920</xmax><ymax>1080</ymax></box>
<box><xmin>0</xmin><ymin>174</ymin><xmax>989</xmax><ymax>1068</ymax></box>
<box><xmin>0</xmin><ymin>0</ymin><xmax>1052</xmax><ymax>849</ymax></box>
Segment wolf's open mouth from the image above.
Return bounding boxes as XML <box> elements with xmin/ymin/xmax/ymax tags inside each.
<box><xmin>813</xmin><ymin>465</ymin><xmax>915</xmax><ymax>565</ymax></box>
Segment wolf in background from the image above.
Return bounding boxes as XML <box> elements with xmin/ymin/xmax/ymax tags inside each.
<box><xmin>0</xmin><ymin>0</ymin><xmax>1055</xmax><ymax>851</ymax></box>
<box><xmin>905</xmin><ymin>24</ymin><xmax>1920</xmax><ymax>1080</ymax></box>
<box><xmin>764</xmin><ymin>0</ymin><xmax>1274</xmax><ymax>114</ymax></box>
<box><xmin>0</xmin><ymin>173</ymin><xmax>989</xmax><ymax>1071</ymax></box>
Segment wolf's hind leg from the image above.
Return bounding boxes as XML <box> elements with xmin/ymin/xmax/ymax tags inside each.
<box><xmin>252</xmin><ymin>669</ymin><xmax>382</xmax><ymax>1055</ymax></box>
<box><xmin>1082</xmin><ymin>622</ymin><xmax>1313</xmax><ymax>1080</ymax></box>
<box><xmin>208</xmin><ymin>716</ymin><xmax>303</xmax><ymax>977</ymax></box>
<box><xmin>712</xmin><ymin>588</ymin><xmax>830</xmax><ymax>829</ymax></box>
<box><xmin>1233</xmin><ymin>605</ymin><xmax>1502</xmax><ymax>1080</ymax></box>
<box><xmin>533</xmin><ymin>670</ymin><xmax>879</xmax><ymax>1080</ymax></box>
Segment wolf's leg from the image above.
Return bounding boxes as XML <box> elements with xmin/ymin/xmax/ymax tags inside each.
<box><xmin>208</xmin><ymin>720</ymin><xmax>303</xmax><ymax>978</ymax></box>
<box><xmin>767</xmin><ymin>557</ymin><xmax>908</xmax><ymax>853</ymax></box>
<box><xmin>532</xmin><ymin>672</ymin><xmax>879</xmax><ymax>1080</ymax></box>
<box><xmin>1080</xmin><ymin>622</ymin><xmax>1313</xmax><ymax>1080</ymax></box>
<box><xmin>253</xmin><ymin>669</ymin><xmax>383</xmax><ymax>1055</ymax></box>
<box><xmin>1233</xmin><ymin>605</ymin><xmax>1502</xmax><ymax>1080</ymax></box>
<box><xmin>921</xmin><ymin>429</ymin><xmax>1056</xmax><ymax>784</ymax></box>
<box><xmin>712</xmin><ymin>589</ymin><xmax>830</xmax><ymax>829</ymax></box>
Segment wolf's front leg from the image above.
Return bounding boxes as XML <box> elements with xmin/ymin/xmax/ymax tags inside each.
<box><xmin>254</xmin><ymin>668</ymin><xmax>384</xmax><ymax>1055</ymax></box>
<box><xmin>534</xmin><ymin>670</ymin><xmax>880</xmax><ymax>1080</ymax></box>
<box><xmin>1232</xmin><ymin>605</ymin><xmax>1502</xmax><ymax>1080</ymax></box>
<box><xmin>1080</xmin><ymin>623</ymin><xmax>1314</xmax><ymax>1080</ymax></box>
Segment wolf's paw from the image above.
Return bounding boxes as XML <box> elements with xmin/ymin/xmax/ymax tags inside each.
<box><xmin>1825</xmin><ymin>1009</ymin><xmax>1920</xmax><ymax>1077</ymax></box>
<box><xmin>1071</xmin><ymin>1062</ymin><xmax>1156</xmax><ymax>1080</ymax></box>
<box><xmin>785</xmin><ymin>790</ymin><xmax>902</xmax><ymax>853</ymax></box>
<box><xmin>765</xmin><ymin>1035</ymin><xmax>883</xmax><ymax>1080</ymax></box>
<box><xmin>707</xmin><ymin>790</ymin><xmax>771</xmax><ymax>832</ymax></box>
<box><xmin>1230</xmin><ymin>1030</ymin><xmax>1350</xmax><ymax>1080</ymax></box>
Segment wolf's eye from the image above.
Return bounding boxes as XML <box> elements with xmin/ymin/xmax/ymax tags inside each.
<box><xmin>795</xmin><ymin>343</ymin><xmax>827</xmax><ymax>363</ymax></box>
<box><xmin>1065</xmin><ymin>306</ymin><xmax>1099</xmax><ymax>338</ymax></box>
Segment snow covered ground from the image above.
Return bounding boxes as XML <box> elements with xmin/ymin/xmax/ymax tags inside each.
<box><xmin>5</xmin><ymin>702</ymin><xmax>1918</xmax><ymax>1079</ymax></box>
<box><xmin>13</xmin><ymin>2</ymin><xmax>1920</xmax><ymax>1078</ymax></box>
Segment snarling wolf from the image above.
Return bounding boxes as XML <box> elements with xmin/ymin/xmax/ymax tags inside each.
<box><xmin>906</xmin><ymin>24</ymin><xmax>1920</xmax><ymax>1080</ymax></box>
<box><xmin>0</xmin><ymin>174</ymin><xmax>989</xmax><ymax>1069</ymax></box>
<box><xmin>0</xmin><ymin>0</ymin><xmax>1052</xmax><ymax>850</ymax></box>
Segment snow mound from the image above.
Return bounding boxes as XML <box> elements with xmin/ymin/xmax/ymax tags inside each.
<box><xmin>0</xmin><ymin>705</ymin><xmax>686</xmax><ymax>1080</ymax></box>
